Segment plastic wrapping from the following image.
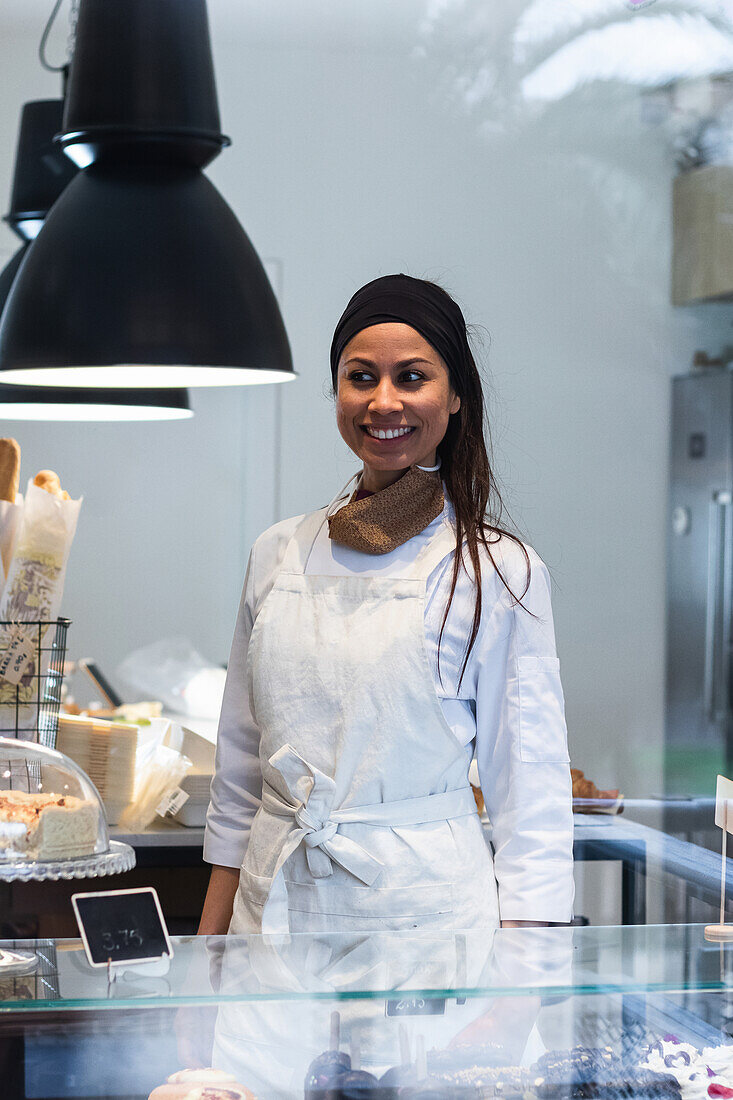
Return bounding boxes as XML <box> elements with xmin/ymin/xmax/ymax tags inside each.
<box><xmin>117</xmin><ymin>637</ymin><xmax>225</xmax><ymax>719</ymax></box>
<box><xmin>118</xmin><ymin>739</ymin><xmax>192</xmax><ymax>833</ymax></box>
<box><xmin>0</xmin><ymin>497</ymin><xmax>23</xmax><ymax>591</ymax></box>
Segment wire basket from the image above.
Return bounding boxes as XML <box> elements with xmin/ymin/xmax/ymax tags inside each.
<box><xmin>0</xmin><ymin>619</ymin><xmax>70</xmax><ymax>748</ymax></box>
<box><xmin>0</xmin><ymin>940</ymin><xmax>59</xmax><ymax>1002</ymax></box>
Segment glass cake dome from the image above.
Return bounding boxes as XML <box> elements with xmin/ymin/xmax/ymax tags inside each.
<box><xmin>0</xmin><ymin>736</ymin><xmax>135</xmax><ymax>881</ymax></box>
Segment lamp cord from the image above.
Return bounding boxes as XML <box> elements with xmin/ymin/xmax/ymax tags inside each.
<box><xmin>38</xmin><ymin>0</ymin><xmax>78</xmax><ymax>74</ymax></box>
<box><xmin>38</xmin><ymin>0</ymin><xmax>66</xmax><ymax>72</ymax></box>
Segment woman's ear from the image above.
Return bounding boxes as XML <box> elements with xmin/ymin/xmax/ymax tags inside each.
<box><xmin>450</xmin><ymin>393</ymin><xmax>461</xmax><ymax>415</ymax></box>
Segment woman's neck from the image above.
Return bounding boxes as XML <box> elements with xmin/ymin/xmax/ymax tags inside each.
<box><xmin>360</xmin><ymin>466</ymin><xmax>409</xmax><ymax>493</ymax></box>
<box><xmin>361</xmin><ymin>450</ymin><xmax>438</xmax><ymax>493</ymax></box>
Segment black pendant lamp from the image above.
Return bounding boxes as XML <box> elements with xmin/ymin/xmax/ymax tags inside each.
<box><xmin>0</xmin><ymin>384</ymin><xmax>192</xmax><ymax>421</ymax></box>
<box><xmin>0</xmin><ymin>99</ymin><xmax>192</xmax><ymax>420</ymax></box>
<box><xmin>4</xmin><ymin>99</ymin><xmax>78</xmax><ymax>245</ymax></box>
<box><xmin>0</xmin><ymin>0</ymin><xmax>294</xmax><ymax>389</ymax></box>
<box><xmin>0</xmin><ymin>246</ymin><xmax>29</xmax><ymax>315</ymax></box>
<box><xmin>0</xmin><ymin>98</ymin><xmax>77</xmax><ymax>317</ymax></box>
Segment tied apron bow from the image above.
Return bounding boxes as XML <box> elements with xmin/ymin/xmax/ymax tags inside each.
<box><xmin>258</xmin><ymin>744</ymin><xmax>478</xmax><ymax>934</ymax></box>
<box><xmin>260</xmin><ymin>745</ymin><xmax>383</xmax><ymax>934</ymax></box>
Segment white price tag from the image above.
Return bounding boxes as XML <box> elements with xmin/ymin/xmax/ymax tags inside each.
<box><xmin>0</xmin><ymin>630</ymin><xmax>35</xmax><ymax>685</ymax></box>
<box><xmin>155</xmin><ymin>787</ymin><xmax>189</xmax><ymax>819</ymax></box>
<box><xmin>716</xmin><ymin>775</ymin><xmax>733</xmax><ymax>833</ymax></box>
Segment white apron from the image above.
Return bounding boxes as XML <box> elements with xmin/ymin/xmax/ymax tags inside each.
<box><xmin>229</xmin><ymin>505</ymin><xmax>500</xmax><ymax>937</ymax></box>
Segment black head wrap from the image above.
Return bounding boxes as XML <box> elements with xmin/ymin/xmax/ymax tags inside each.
<box><xmin>330</xmin><ymin>274</ymin><xmax>469</xmax><ymax>387</ymax></box>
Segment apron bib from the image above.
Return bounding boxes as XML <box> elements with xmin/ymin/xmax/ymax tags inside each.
<box><xmin>229</xmin><ymin>506</ymin><xmax>499</xmax><ymax>936</ymax></box>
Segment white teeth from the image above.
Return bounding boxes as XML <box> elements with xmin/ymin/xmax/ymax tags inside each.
<box><xmin>366</xmin><ymin>426</ymin><xmax>413</xmax><ymax>440</ymax></box>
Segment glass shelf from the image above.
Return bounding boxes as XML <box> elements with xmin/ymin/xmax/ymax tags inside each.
<box><xmin>6</xmin><ymin>926</ymin><xmax>733</xmax><ymax>1099</ymax></box>
<box><xmin>0</xmin><ymin>924</ymin><xmax>732</xmax><ymax>1013</ymax></box>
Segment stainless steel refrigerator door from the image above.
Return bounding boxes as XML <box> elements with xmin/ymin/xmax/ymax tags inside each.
<box><xmin>666</xmin><ymin>371</ymin><xmax>733</xmax><ymax>794</ymax></box>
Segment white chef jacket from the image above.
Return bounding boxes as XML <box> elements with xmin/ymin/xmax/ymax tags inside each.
<box><xmin>204</xmin><ymin>501</ymin><xmax>574</xmax><ymax>923</ymax></box>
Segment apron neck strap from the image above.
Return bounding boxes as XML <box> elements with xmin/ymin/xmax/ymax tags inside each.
<box><xmin>410</xmin><ymin>517</ymin><xmax>460</xmax><ymax>580</ymax></box>
<box><xmin>281</xmin><ymin>507</ymin><xmax>329</xmax><ymax>574</ymax></box>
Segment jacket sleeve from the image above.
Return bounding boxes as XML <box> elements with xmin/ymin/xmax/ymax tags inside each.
<box><xmin>203</xmin><ymin>547</ymin><xmax>263</xmax><ymax>869</ymax></box>
<box><xmin>474</xmin><ymin>547</ymin><xmax>575</xmax><ymax>923</ymax></box>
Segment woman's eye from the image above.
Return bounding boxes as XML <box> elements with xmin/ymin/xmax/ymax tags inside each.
<box><xmin>400</xmin><ymin>370</ymin><xmax>424</xmax><ymax>383</ymax></box>
<box><xmin>347</xmin><ymin>371</ymin><xmax>374</xmax><ymax>383</ymax></box>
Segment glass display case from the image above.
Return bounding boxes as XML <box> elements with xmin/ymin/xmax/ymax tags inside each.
<box><xmin>0</xmin><ymin>737</ymin><xmax>134</xmax><ymax>882</ymax></box>
<box><xmin>3</xmin><ymin>924</ymin><xmax>733</xmax><ymax>1099</ymax></box>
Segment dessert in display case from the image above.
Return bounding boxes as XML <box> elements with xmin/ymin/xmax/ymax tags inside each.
<box><xmin>3</xmin><ymin>925</ymin><xmax>733</xmax><ymax>1099</ymax></box>
<box><xmin>0</xmin><ymin>736</ymin><xmax>135</xmax><ymax>985</ymax></box>
<box><xmin>0</xmin><ymin>736</ymin><xmax>135</xmax><ymax>882</ymax></box>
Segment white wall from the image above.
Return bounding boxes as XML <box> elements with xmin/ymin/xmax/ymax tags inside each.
<box><xmin>0</xmin><ymin>12</ymin><xmax>730</xmax><ymax>794</ymax></box>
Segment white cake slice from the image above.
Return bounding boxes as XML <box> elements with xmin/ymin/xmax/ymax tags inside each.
<box><xmin>0</xmin><ymin>790</ymin><xmax>99</xmax><ymax>860</ymax></box>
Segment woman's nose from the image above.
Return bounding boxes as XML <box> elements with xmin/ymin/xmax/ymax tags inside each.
<box><xmin>369</xmin><ymin>379</ymin><xmax>402</xmax><ymax>412</ymax></box>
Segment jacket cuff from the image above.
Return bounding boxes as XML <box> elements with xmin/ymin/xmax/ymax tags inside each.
<box><xmin>202</xmin><ymin>818</ymin><xmax>250</xmax><ymax>869</ymax></box>
<box><xmin>496</xmin><ymin>859</ymin><xmax>575</xmax><ymax>924</ymax></box>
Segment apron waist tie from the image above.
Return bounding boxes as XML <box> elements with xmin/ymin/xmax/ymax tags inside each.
<box><xmin>256</xmin><ymin>744</ymin><xmax>478</xmax><ymax>934</ymax></box>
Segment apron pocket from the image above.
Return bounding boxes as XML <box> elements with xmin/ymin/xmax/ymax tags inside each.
<box><xmin>285</xmin><ymin>879</ymin><xmax>453</xmax><ymax>930</ymax></box>
<box><xmin>517</xmin><ymin>656</ymin><xmax>570</xmax><ymax>763</ymax></box>
<box><xmin>238</xmin><ymin>866</ymin><xmax>271</xmax><ymax>909</ymax></box>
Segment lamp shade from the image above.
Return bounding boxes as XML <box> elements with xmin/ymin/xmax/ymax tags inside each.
<box><xmin>5</xmin><ymin>100</ymin><xmax>78</xmax><ymax>241</ymax></box>
<box><xmin>0</xmin><ymin>0</ymin><xmax>294</xmax><ymax>388</ymax></box>
<box><xmin>0</xmin><ymin>383</ymin><xmax>192</xmax><ymax>421</ymax></box>
<box><xmin>61</xmin><ymin>0</ymin><xmax>226</xmax><ymax>169</ymax></box>
<box><xmin>0</xmin><ymin>107</ymin><xmax>192</xmax><ymax>418</ymax></box>
<box><xmin>0</xmin><ymin>163</ymin><xmax>292</xmax><ymax>387</ymax></box>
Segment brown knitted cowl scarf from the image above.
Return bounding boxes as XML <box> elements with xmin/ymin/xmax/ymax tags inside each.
<box><xmin>327</xmin><ymin>465</ymin><xmax>444</xmax><ymax>554</ymax></box>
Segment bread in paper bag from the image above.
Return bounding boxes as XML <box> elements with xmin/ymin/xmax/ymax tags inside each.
<box><xmin>0</xmin><ymin>439</ymin><xmax>23</xmax><ymax>588</ymax></box>
<box><xmin>0</xmin><ymin>475</ymin><xmax>82</xmax><ymax>735</ymax></box>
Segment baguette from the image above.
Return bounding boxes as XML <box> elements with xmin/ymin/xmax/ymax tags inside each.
<box><xmin>0</xmin><ymin>439</ymin><xmax>20</xmax><ymax>504</ymax></box>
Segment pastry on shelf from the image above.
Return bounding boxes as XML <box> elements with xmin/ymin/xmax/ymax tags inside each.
<box><xmin>571</xmin><ymin>767</ymin><xmax>623</xmax><ymax>815</ymax></box>
<box><xmin>418</xmin><ymin>1042</ymin><xmax>684</xmax><ymax>1099</ymax></box>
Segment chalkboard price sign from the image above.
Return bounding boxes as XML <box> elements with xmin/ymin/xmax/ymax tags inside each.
<box><xmin>71</xmin><ymin>887</ymin><xmax>173</xmax><ymax>969</ymax></box>
<box><xmin>385</xmin><ymin>996</ymin><xmax>446</xmax><ymax>1017</ymax></box>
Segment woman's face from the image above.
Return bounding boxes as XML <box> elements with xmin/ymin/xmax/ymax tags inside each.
<box><xmin>335</xmin><ymin>322</ymin><xmax>460</xmax><ymax>492</ymax></box>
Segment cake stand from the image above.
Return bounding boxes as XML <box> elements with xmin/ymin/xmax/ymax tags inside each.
<box><xmin>0</xmin><ymin>840</ymin><xmax>135</xmax><ymax>882</ymax></box>
<box><xmin>0</xmin><ymin>947</ymin><xmax>39</xmax><ymax>976</ymax></box>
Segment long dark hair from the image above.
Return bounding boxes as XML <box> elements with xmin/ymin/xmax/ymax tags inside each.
<box><xmin>434</xmin><ymin>297</ymin><xmax>532</xmax><ymax>689</ymax></box>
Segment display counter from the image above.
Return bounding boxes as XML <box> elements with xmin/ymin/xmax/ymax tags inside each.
<box><xmin>2</xmin><ymin>924</ymin><xmax>733</xmax><ymax>1098</ymax></box>
<box><xmin>4</xmin><ymin>812</ymin><xmax>732</xmax><ymax>939</ymax></box>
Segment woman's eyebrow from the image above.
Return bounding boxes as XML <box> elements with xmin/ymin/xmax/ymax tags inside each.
<box><xmin>343</xmin><ymin>356</ymin><xmax>433</xmax><ymax>368</ymax></box>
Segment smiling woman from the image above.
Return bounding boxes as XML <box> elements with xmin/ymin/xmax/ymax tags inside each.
<box><xmin>335</xmin><ymin>322</ymin><xmax>461</xmax><ymax>491</ymax></box>
<box><xmin>200</xmin><ymin>272</ymin><xmax>574</xmax><ymax>945</ymax></box>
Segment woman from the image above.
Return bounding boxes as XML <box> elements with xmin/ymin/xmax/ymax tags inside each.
<box><xmin>200</xmin><ymin>274</ymin><xmax>574</xmax><ymax>938</ymax></box>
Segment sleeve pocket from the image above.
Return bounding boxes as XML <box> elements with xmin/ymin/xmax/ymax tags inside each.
<box><xmin>518</xmin><ymin>656</ymin><xmax>570</xmax><ymax>763</ymax></box>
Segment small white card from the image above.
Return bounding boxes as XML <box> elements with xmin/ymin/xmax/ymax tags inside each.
<box><xmin>0</xmin><ymin>629</ymin><xmax>35</xmax><ymax>685</ymax></box>
<box><xmin>715</xmin><ymin>775</ymin><xmax>733</xmax><ymax>832</ymax></box>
